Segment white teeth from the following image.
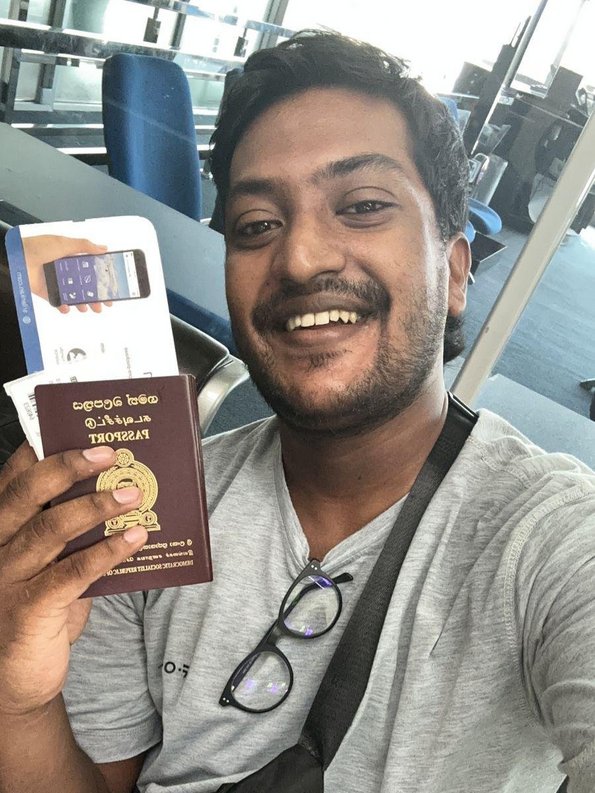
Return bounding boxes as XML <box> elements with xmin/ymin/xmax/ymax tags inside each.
<box><xmin>285</xmin><ymin>309</ymin><xmax>362</xmax><ymax>331</ymax></box>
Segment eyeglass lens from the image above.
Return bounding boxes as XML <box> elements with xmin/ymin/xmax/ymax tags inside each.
<box><xmin>282</xmin><ymin>574</ymin><xmax>340</xmax><ymax>636</ymax></box>
<box><xmin>231</xmin><ymin>650</ymin><xmax>291</xmax><ymax>710</ymax></box>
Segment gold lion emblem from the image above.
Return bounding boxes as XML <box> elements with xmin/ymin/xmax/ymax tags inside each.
<box><xmin>96</xmin><ymin>448</ymin><xmax>160</xmax><ymax>536</ymax></box>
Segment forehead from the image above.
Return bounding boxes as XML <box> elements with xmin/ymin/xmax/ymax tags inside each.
<box><xmin>229</xmin><ymin>87</ymin><xmax>420</xmax><ymax>188</ymax></box>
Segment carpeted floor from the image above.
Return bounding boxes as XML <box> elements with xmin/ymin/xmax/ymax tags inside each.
<box><xmin>463</xmin><ymin>224</ymin><xmax>595</xmax><ymax>420</ymax></box>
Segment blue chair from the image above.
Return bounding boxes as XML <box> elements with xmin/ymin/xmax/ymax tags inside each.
<box><xmin>468</xmin><ymin>197</ymin><xmax>502</xmax><ymax>236</ymax></box>
<box><xmin>102</xmin><ymin>53</ymin><xmax>202</xmax><ymax>220</ymax></box>
<box><xmin>440</xmin><ymin>97</ymin><xmax>502</xmax><ymax>242</ymax></box>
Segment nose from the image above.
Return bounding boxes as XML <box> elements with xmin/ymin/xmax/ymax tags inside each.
<box><xmin>271</xmin><ymin>214</ymin><xmax>346</xmax><ymax>284</ymax></box>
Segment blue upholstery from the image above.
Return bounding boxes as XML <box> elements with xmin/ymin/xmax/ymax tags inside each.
<box><xmin>464</xmin><ymin>220</ymin><xmax>476</xmax><ymax>243</ymax></box>
<box><xmin>102</xmin><ymin>53</ymin><xmax>202</xmax><ymax>220</ymax></box>
<box><xmin>468</xmin><ymin>197</ymin><xmax>502</xmax><ymax>236</ymax></box>
<box><xmin>439</xmin><ymin>96</ymin><xmax>502</xmax><ymax>241</ymax></box>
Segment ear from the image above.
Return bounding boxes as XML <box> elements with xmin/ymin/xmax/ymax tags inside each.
<box><xmin>446</xmin><ymin>232</ymin><xmax>471</xmax><ymax>316</ymax></box>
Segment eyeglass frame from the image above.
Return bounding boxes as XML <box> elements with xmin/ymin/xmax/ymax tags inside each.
<box><xmin>219</xmin><ymin>559</ymin><xmax>353</xmax><ymax>714</ymax></box>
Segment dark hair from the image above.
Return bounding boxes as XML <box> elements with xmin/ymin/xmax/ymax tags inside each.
<box><xmin>210</xmin><ymin>30</ymin><xmax>469</xmax><ymax>241</ymax></box>
<box><xmin>210</xmin><ymin>30</ymin><xmax>468</xmax><ymax>362</ymax></box>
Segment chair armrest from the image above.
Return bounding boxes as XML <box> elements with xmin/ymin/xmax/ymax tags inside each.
<box><xmin>171</xmin><ymin>315</ymin><xmax>248</xmax><ymax>434</ymax></box>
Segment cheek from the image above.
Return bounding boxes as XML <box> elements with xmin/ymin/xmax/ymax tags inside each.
<box><xmin>225</xmin><ymin>260</ymin><xmax>261</xmax><ymax>330</ymax></box>
<box><xmin>397</xmin><ymin>230</ymin><xmax>448</xmax><ymax>297</ymax></box>
<box><xmin>356</xmin><ymin>236</ymin><xmax>421</xmax><ymax>306</ymax></box>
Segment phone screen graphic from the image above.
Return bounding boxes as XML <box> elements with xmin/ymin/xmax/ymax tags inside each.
<box><xmin>50</xmin><ymin>251</ymin><xmax>144</xmax><ymax>306</ymax></box>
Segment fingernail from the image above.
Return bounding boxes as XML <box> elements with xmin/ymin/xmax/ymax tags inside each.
<box><xmin>112</xmin><ymin>486</ymin><xmax>141</xmax><ymax>504</ymax></box>
<box><xmin>123</xmin><ymin>525</ymin><xmax>148</xmax><ymax>544</ymax></box>
<box><xmin>82</xmin><ymin>446</ymin><xmax>114</xmax><ymax>462</ymax></box>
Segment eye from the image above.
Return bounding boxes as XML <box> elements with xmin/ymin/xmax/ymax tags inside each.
<box><xmin>339</xmin><ymin>199</ymin><xmax>395</xmax><ymax>215</ymax></box>
<box><xmin>237</xmin><ymin>219</ymin><xmax>280</xmax><ymax>236</ymax></box>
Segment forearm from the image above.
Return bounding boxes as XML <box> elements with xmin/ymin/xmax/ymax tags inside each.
<box><xmin>0</xmin><ymin>695</ymin><xmax>109</xmax><ymax>793</ymax></box>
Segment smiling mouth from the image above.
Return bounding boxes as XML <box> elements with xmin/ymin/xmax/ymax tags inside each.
<box><xmin>285</xmin><ymin>309</ymin><xmax>364</xmax><ymax>332</ymax></box>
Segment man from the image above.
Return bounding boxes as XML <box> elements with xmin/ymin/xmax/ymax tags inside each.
<box><xmin>0</xmin><ymin>31</ymin><xmax>593</xmax><ymax>793</ymax></box>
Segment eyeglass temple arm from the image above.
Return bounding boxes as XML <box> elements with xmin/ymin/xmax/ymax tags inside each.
<box><xmin>333</xmin><ymin>573</ymin><xmax>353</xmax><ymax>585</ymax></box>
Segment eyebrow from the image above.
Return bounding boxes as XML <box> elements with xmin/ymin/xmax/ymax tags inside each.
<box><xmin>311</xmin><ymin>153</ymin><xmax>407</xmax><ymax>183</ymax></box>
<box><xmin>227</xmin><ymin>177</ymin><xmax>279</xmax><ymax>202</ymax></box>
<box><xmin>227</xmin><ymin>153</ymin><xmax>407</xmax><ymax>202</ymax></box>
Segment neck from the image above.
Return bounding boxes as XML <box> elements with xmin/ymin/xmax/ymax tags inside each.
<box><xmin>279</xmin><ymin>378</ymin><xmax>449</xmax><ymax>559</ymax></box>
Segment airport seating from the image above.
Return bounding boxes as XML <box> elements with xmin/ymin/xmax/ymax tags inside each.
<box><xmin>102</xmin><ymin>53</ymin><xmax>202</xmax><ymax>220</ymax></box>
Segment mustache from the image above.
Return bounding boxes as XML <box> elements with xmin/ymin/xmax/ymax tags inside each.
<box><xmin>252</xmin><ymin>275</ymin><xmax>391</xmax><ymax>332</ymax></box>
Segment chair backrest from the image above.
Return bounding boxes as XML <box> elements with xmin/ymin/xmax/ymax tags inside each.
<box><xmin>102</xmin><ymin>53</ymin><xmax>202</xmax><ymax>220</ymax></box>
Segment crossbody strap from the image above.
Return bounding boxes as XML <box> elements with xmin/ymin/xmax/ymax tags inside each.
<box><xmin>300</xmin><ymin>392</ymin><xmax>478</xmax><ymax>769</ymax></box>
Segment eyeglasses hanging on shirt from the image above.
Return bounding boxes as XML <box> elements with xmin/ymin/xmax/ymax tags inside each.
<box><xmin>219</xmin><ymin>559</ymin><xmax>353</xmax><ymax>713</ymax></box>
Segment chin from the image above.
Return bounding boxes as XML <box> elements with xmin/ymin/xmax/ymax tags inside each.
<box><xmin>249</xmin><ymin>367</ymin><xmax>417</xmax><ymax>438</ymax></box>
<box><xmin>235</xmin><ymin>318</ymin><xmax>441</xmax><ymax>438</ymax></box>
<box><xmin>275</xmin><ymin>394</ymin><xmax>402</xmax><ymax>438</ymax></box>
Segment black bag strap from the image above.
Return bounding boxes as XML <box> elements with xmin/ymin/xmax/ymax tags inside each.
<box><xmin>299</xmin><ymin>392</ymin><xmax>478</xmax><ymax>769</ymax></box>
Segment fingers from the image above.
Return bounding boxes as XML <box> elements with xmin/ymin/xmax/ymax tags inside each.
<box><xmin>58</xmin><ymin>304</ymin><xmax>70</xmax><ymax>314</ymax></box>
<box><xmin>73</xmin><ymin>302</ymin><xmax>111</xmax><ymax>313</ymax></box>
<box><xmin>5</xmin><ymin>485</ymin><xmax>143</xmax><ymax>581</ymax></box>
<box><xmin>50</xmin><ymin>238</ymin><xmax>107</xmax><ymax>258</ymax></box>
<box><xmin>88</xmin><ymin>302</ymin><xmax>112</xmax><ymax>312</ymax></box>
<box><xmin>73</xmin><ymin>239</ymin><xmax>107</xmax><ymax>255</ymax></box>
<box><xmin>0</xmin><ymin>447</ymin><xmax>117</xmax><ymax>545</ymax></box>
<box><xmin>0</xmin><ymin>442</ymin><xmax>37</xmax><ymax>496</ymax></box>
<box><xmin>36</xmin><ymin>523</ymin><xmax>148</xmax><ymax>605</ymax></box>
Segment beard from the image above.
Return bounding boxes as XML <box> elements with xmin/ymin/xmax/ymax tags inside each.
<box><xmin>230</xmin><ymin>275</ymin><xmax>448</xmax><ymax>438</ymax></box>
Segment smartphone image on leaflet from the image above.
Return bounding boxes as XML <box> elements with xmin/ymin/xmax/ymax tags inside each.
<box><xmin>5</xmin><ymin>215</ymin><xmax>177</xmax><ymax>378</ymax></box>
<box><xmin>43</xmin><ymin>249</ymin><xmax>150</xmax><ymax>307</ymax></box>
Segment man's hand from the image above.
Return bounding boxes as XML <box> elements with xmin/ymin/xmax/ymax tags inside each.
<box><xmin>22</xmin><ymin>235</ymin><xmax>111</xmax><ymax>314</ymax></box>
<box><xmin>0</xmin><ymin>443</ymin><xmax>148</xmax><ymax>717</ymax></box>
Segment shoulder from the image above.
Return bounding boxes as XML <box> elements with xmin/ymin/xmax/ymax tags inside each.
<box><xmin>456</xmin><ymin>408</ymin><xmax>595</xmax><ymax>584</ymax></box>
<box><xmin>442</xmin><ymin>408</ymin><xmax>595</xmax><ymax>567</ymax></box>
<box><xmin>461</xmin><ymin>408</ymin><xmax>595</xmax><ymax>503</ymax></box>
<box><xmin>466</xmin><ymin>415</ymin><xmax>595</xmax><ymax>692</ymax></box>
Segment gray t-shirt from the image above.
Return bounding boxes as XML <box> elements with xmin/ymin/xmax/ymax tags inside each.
<box><xmin>64</xmin><ymin>410</ymin><xmax>595</xmax><ymax>793</ymax></box>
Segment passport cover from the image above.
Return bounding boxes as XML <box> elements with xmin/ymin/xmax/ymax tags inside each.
<box><xmin>35</xmin><ymin>374</ymin><xmax>212</xmax><ymax>598</ymax></box>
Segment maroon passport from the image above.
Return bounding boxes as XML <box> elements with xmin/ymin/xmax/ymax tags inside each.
<box><xmin>35</xmin><ymin>375</ymin><xmax>212</xmax><ymax>598</ymax></box>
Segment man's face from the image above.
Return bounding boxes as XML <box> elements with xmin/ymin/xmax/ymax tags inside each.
<box><xmin>224</xmin><ymin>88</ymin><xmax>469</xmax><ymax>436</ymax></box>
